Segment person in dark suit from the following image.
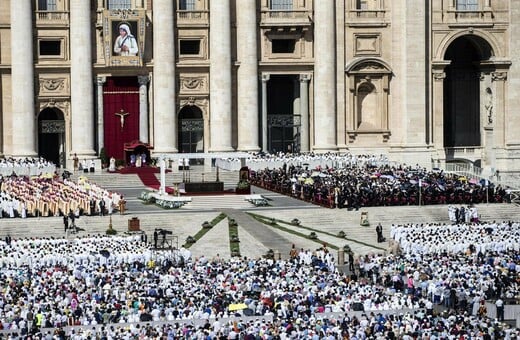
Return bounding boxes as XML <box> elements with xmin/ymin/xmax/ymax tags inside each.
<box><xmin>376</xmin><ymin>223</ymin><xmax>383</xmax><ymax>243</ymax></box>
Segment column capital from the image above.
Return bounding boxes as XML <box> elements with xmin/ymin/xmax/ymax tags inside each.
<box><xmin>299</xmin><ymin>74</ymin><xmax>312</xmax><ymax>82</ymax></box>
<box><xmin>138</xmin><ymin>75</ymin><xmax>150</xmax><ymax>85</ymax></box>
<box><xmin>432</xmin><ymin>71</ymin><xmax>446</xmax><ymax>82</ymax></box>
<box><xmin>96</xmin><ymin>76</ymin><xmax>106</xmax><ymax>86</ymax></box>
<box><xmin>491</xmin><ymin>72</ymin><xmax>507</xmax><ymax>82</ymax></box>
<box><xmin>261</xmin><ymin>74</ymin><xmax>270</xmax><ymax>82</ymax></box>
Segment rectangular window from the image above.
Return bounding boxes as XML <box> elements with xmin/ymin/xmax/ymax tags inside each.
<box><xmin>180</xmin><ymin>40</ymin><xmax>201</xmax><ymax>55</ymax></box>
<box><xmin>270</xmin><ymin>0</ymin><xmax>293</xmax><ymax>10</ymax></box>
<box><xmin>108</xmin><ymin>0</ymin><xmax>132</xmax><ymax>10</ymax></box>
<box><xmin>38</xmin><ymin>0</ymin><xmax>57</xmax><ymax>11</ymax></box>
<box><xmin>179</xmin><ymin>0</ymin><xmax>196</xmax><ymax>10</ymax></box>
<box><xmin>272</xmin><ymin>39</ymin><xmax>296</xmax><ymax>54</ymax></box>
<box><xmin>456</xmin><ymin>0</ymin><xmax>478</xmax><ymax>11</ymax></box>
<box><xmin>357</xmin><ymin>0</ymin><xmax>368</xmax><ymax>10</ymax></box>
<box><xmin>39</xmin><ymin>40</ymin><xmax>61</xmax><ymax>56</ymax></box>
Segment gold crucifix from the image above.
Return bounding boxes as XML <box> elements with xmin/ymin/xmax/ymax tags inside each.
<box><xmin>115</xmin><ymin>109</ymin><xmax>130</xmax><ymax>131</ymax></box>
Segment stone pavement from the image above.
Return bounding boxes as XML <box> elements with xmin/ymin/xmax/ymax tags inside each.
<box><xmin>1</xmin><ymin>168</ymin><xmax>520</xmax><ymax>262</ymax></box>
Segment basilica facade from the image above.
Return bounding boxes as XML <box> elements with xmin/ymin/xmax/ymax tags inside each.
<box><xmin>0</xmin><ymin>0</ymin><xmax>519</xmax><ymax>173</ymax></box>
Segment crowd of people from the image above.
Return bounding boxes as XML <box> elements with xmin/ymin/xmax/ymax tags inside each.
<box><xmin>0</xmin><ymin>174</ymin><xmax>123</xmax><ymax>218</ymax></box>
<box><xmin>248</xmin><ymin>155</ymin><xmax>510</xmax><ymax>209</ymax></box>
<box><xmin>216</xmin><ymin>152</ymin><xmax>390</xmax><ymax>172</ymax></box>
<box><xmin>0</xmin><ymin>157</ymin><xmax>56</xmax><ymax>177</ymax></box>
<box><xmin>0</xmin><ymin>221</ymin><xmax>518</xmax><ymax>338</ymax></box>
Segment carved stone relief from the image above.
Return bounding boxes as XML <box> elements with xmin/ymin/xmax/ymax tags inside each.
<box><xmin>179</xmin><ymin>76</ymin><xmax>208</xmax><ymax>93</ymax></box>
<box><xmin>39</xmin><ymin>77</ymin><xmax>69</xmax><ymax>96</ymax></box>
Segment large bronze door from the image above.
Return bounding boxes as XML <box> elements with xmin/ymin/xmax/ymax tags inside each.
<box><xmin>268</xmin><ymin>114</ymin><xmax>300</xmax><ymax>153</ymax></box>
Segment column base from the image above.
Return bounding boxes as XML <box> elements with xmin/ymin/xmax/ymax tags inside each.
<box><xmin>9</xmin><ymin>151</ymin><xmax>39</xmax><ymax>158</ymax></box>
<box><xmin>312</xmin><ymin>145</ymin><xmax>338</xmax><ymax>153</ymax></box>
<box><xmin>152</xmin><ymin>148</ymin><xmax>179</xmax><ymax>156</ymax></box>
<box><xmin>208</xmin><ymin>147</ymin><xmax>236</xmax><ymax>153</ymax></box>
<box><xmin>236</xmin><ymin>146</ymin><xmax>261</xmax><ymax>152</ymax></box>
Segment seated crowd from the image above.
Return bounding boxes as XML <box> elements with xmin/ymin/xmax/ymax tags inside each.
<box><xmin>249</xmin><ymin>157</ymin><xmax>509</xmax><ymax>209</ymax></box>
<box><xmin>0</xmin><ymin>157</ymin><xmax>56</xmax><ymax>177</ymax></box>
<box><xmin>0</xmin><ymin>175</ymin><xmax>122</xmax><ymax>218</ymax></box>
<box><xmin>217</xmin><ymin>152</ymin><xmax>390</xmax><ymax>172</ymax></box>
<box><xmin>0</xmin><ymin>220</ymin><xmax>519</xmax><ymax>339</ymax></box>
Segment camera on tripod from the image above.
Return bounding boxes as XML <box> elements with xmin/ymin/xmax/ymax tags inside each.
<box><xmin>155</xmin><ymin>228</ymin><xmax>172</xmax><ymax>235</ymax></box>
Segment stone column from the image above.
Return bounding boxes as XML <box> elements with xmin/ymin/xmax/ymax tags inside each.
<box><xmin>431</xmin><ymin>65</ymin><xmax>448</xmax><ymax>161</ymax></box>
<box><xmin>261</xmin><ymin>74</ymin><xmax>270</xmax><ymax>151</ymax></box>
<box><xmin>313</xmin><ymin>0</ymin><xmax>337</xmax><ymax>152</ymax></box>
<box><xmin>70</xmin><ymin>0</ymin><xmax>96</xmax><ymax>157</ymax></box>
<box><xmin>96</xmin><ymin>76</ymin><xmax>106</xmax><ymax>153</ymax></box>
<box><xmin>10</xmin><ymin>0</ymin><xmax>37</xmax><ymax>157</ymax></box>
<box><xmin>209</xmin><ymin>0</ymin><xmax>233</xmax><ymax>152</ymax></box>
<box><xmin>491</xmin><ymin>71</ymin><xmax>507</xmax><ymax>149</ymax></box>
<box><xmin>236</xmin><ymin>0</ymin><xmax>260</xmax><ymax>152</ymax></box>
<box><xmin>153</xmin><ymin>0</ymin><xmax>177</xmax><ymax>153</ymax></box>
<box><xmin>138</xmin><ymin>75</ymin><xmax>150</xmax><ymax>143</ymax></box>
<box><xmin>299</xmin><ymin>74</ymin><xmax>311</xmax><ymax>152</ymax></box>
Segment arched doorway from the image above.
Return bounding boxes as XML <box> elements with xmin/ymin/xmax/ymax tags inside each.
<box><xmin>443</xmin><ymin>36</ymin><xmax>492</xmax><ymax>147</ymax></box>
<box><xmin>38</xmin><ymin>108</ymin><xmax>65</xmax><ymax>167</ymax></box>
<box><xmin>178</xmin><ymin>105</ymin><xmax>204</xmax><ymax>164</ymax></box>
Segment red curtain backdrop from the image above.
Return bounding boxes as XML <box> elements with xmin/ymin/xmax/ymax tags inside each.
<box><xmin>103</xmin><ymin>77</ymin><xmax>140</xmax><ymax>160</ymax></box>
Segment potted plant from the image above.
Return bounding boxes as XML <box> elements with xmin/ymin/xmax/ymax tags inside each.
<box><xmin>202</xmin><ymin>221</ymin><xmax>212</xmax><ymax>229</ymax></box>
<box><xmin>99</xmin><ymin>147</ymin><xmax>108</xmax><ymax>169</ymax></box>
<box><xmin>291</xmin><ymin>218</ymin><xmax>301</xmax><ymax>226</ymax></box>
<box><xmin>309</xmin><ymin>232</ymin><xmax>318</xmax><ymax>239</ymax></box>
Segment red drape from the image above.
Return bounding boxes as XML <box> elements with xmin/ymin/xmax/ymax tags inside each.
<box><xmin>103</xmin><ymin>77</ymin><xmax>140</xmax><ymax>160</ymax></box>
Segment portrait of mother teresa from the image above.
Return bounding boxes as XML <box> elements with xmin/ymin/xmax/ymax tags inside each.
<box><xmin>114</xmin><ymin>23</ymin><xmax>138</xmax><ymax>56</ymax></box>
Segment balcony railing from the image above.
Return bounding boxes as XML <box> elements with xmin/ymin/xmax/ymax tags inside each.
<box><xmin>348</xmin><ymin>9</ymin><xmax>386</xmax><ymax>19</ymax></box>
<box><xmin>444</xmin><ymin>146</ymin><xmax>483</xmax><ymax>162</ymax></box>
<box><xmin>176</xmin><ymin>10</ymin><xmax>209</xmax><ymax>25</ymax></box>
<box><xmin>445</xmin><ymin>9</ymin><xmax>493</xmax><ymax>25</ymax></box>
<box><xmin>36</xmin><ymin>11</ymin><xmax>69</xmax><ymax>25</ymax></box>
<box><xmin>260</xmin><ymin>10</ymin><xmax>312</xmax><ymax>26</ymax></box>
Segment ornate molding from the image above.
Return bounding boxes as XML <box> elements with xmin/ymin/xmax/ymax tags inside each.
<box><xmin>96</xmin><ymin>76</ymin><xmax>107</xmax><ymax>86</ymax></box>
<box><xmin>491</xmin><ymin>72</ymin><xmax>507</xmax><ymax>81</ymax></box>
<box><xmin>179</xmin><ymin>96</ymin><xmax>208</xmax><ymax>108</ymax></box>
<box><xmin>181</xmin><ymin>77</ymin><xmax>205</xmax><ymax>90</ymax></box>
<box><xmin>261</xmin><ymin>74</ymin><xmax>270</xmax><ymax>82</ymax></box>
<box><xmin>137</xmin><ymin>75</ymin><xmax>150</xmax><ymax>86</ymax></box>
<box><xmin>39</xmin><ymin>78</ymin><xmax>66</xmax><ymax>93</ymax></box>
<box><xmin>109</xmin><ymin>9</ymin><xmax>139</xmax><ymax>20</ymax></box>
<box><xmin>432</xmin><ymin>71</ymin><xmax>446</xmax><ymax>81</ymax></box>
<box><xmin>39</xmin><ymin>100</ymin><xmax>70</xmax><ymax>117</ymax></box>
<box><xmin>354</xmin><ymin>62</ymin><xmax>383</xmax><ymax>72</ymax></box>
<box><xmin>299</xmin><ymin>73</ymin><xmax>311</xmax><ymax>82</ymax></box>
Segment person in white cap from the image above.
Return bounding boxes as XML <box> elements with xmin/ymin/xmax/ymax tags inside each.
<box><xmin>114</xmin><ymin>23</ymin><xmax>138</xmax><ymax>56</ymax></box>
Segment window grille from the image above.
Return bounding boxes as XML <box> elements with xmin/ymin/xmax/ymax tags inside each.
<box><xmin>270</xmin><ymin>0</ymin><xmax>293</xmax><ymax>11</ymax></box>
<box><xmin>456</xmin><ymin>0</ymin><xmax>478</xmax><ymax>11</ymax></box>
<box><xmin>108</xmin><ymin>0</ymin><xmax>132</xmax><ymax>10</ymax></box>
<box><xmin>38</xmin><ymin>0</ymin><xmax>57</xmax><ymax>11</ymax></box>
<box><xmin>179</xmin><ymin>0</ymin><xmax>196</xmax><ymax>10</ymax></box>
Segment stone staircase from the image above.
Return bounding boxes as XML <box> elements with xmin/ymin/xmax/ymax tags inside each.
<box><xmin>68</xmin><ymin>166</ymin><xmax>241</xmax><ymax>190</ymax></box>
